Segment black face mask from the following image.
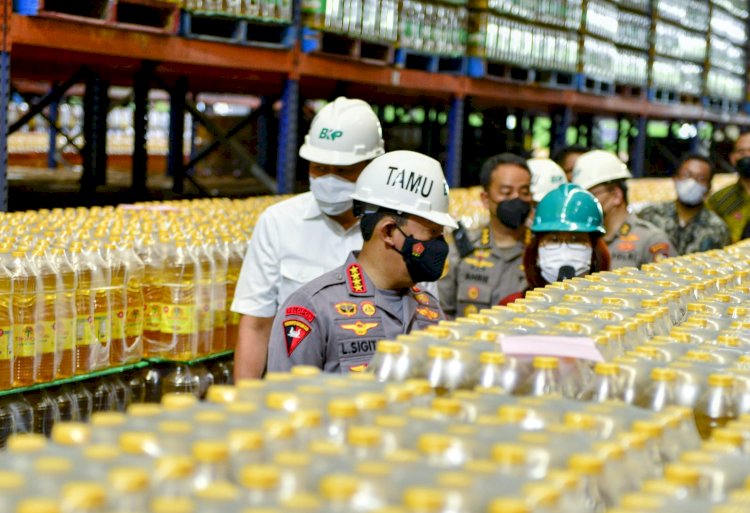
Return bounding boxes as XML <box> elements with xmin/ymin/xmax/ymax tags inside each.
<box><xmin>496</xmin><ymin>197</ymin><xmax>531</xmax><ymax>230</ymax></box>
<box><xmin>395</xmin><ymin>227</ymin><xmax>449</xmax><ymax>283</ymax></box>
<box><xmin>737</xmin><ymin>157</ymin><xmax>750</xmax><ymax>179</ymax></box>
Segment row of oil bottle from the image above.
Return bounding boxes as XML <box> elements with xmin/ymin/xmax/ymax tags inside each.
<box><xmin>0</xmin><ymin>354</ymin><xmax>233</xmax><ymax>447</ymax></box>
<box><xmin>4</xmin><ymin>371</ymin><xmax>750</xmax><ymax>513</ymax></box>
<box><xmin>0</xmin><ymin>196</ymin><xmax>288</xmax><ymax>391</ymax></box>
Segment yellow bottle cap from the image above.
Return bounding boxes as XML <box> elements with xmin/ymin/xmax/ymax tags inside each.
<box><xmin>320</xmin><ymin>474</ymin><xmax>360</xmax><ymax>501</ymax></box>
<box><xmin>356</xmin><ymin>392</ymin><xmax>388</xmax><ymax>411</ymax></box>
<box><xmin>83</xmin><ymin>444</ymin><xmax>120</xmax><ymax>461</ymax></box>
<box><xmin>127</xmin><ymin>403</ymin><xmax>163</xmax><ymax>417</ymax></box>
<box><xmin>427</xmin><ymin>345</ymin><xmax>456</xmax><ymax>359</ymax></box>
<box><xmin>0</xmin><ymin>470</ymin><xmax>24</xmax><ymax>490</ymax></box>
<box><xmin>375</xmin><ymin>414</ymin><xmax>408</xmax><ymax>429</ymax></box>
<box><xmin>229</xmin><ymin>429</ymin><xmax>263</xmax><ymax>452</ymax></box>
<box><xmin>522</xmin><ymin>482</ymin><xmax>561</xmax><ymax>507</ymax></box>
<box><xmin>568</xmin><ymin>454</ymin><xmax>604</xmax><ymax>475</ymax></box>
<box><xmin>91</xmin><ymin>411</ymin><xmax>127</xmax><ymax>427</ymax></box>
<box><xmin>273</xmin><ymin>451</ymin><xmax>312</xmax><ymax>467</ymax></box>
<box><xmin>403</xmin><ymin>487</ymin><xmax>445</xmax><ymax>512</ymax></box>
<box><xmin>532</xmin><ymin>356</ymin><xmax>559</xmax><ymax>369</ymax></box>
<box><xmin>280</xmin><ymin>493</ymin><xmax>321</xmax><ymax>511</ymax></box>
<box><xmin>206</xmin><ymin>385</ymin><xmax>237</xmax><ymax>404</ymax></box>
<box><xmin>328</xmin><ymin>399</ymin><xmax>358</xmax><ymax>418</ymax></box>
<box><xmin>265</xmin><ymin>392</ymin><xmax>298</xmax><ymax>411</ymax></box>
<box><xmin>479</xmin><ymin>351</ymin><xmax>506</xmax><ymax>365</ymax></box>
<box><xmin>7</xmin><ymin>433</ymin><xmax>47</xmax><ymax>453</ymax></box>
<box><xmin>594</xmin><ymin>362</ymin><xmax>618</xmax><ymax>376</ymax></box>
<box><xmin>34</xmin><ymin>457</ymin><xmax>73</xmax><ymax>474</ymax></box>
<box><xmin>155</xmin><ymin>456</ymin><xmax>195</xmax><ymax>480</ymax></box>
<box><xmin>51</xmin><ymin>422</ymin><xmax>91</xmax><ymax>446</ymax></box>
<box><xmin>680</xmin><ymin>451</ymin><xmax>717</xmax><ymax>465</ymax></box>
<box><xmin>348</xmin><ymin>426</ymin><xmax>382</xmax><ymax>447</ymax></box>
<box><xmin>377</xmin><ymin>341</ymin><xmax>404</xmax><ymax>354</ymax></box>
<box><xmin>664</xmin><ymin>464</ymin><xmax>701</xmax><ymax>487</ymax></box>
<box><xmin>640</xmin><ymin>479</ymin><xmax>681</xmax><ymax>496</ymax></box>
<box><xmin>240</xmin><ymin>465</ymin><xmax>281</xmax><ymax>490</ymax></box>
<box><xmin>161</xmin><ymin>393</ymin><xmax>198</xmax><ymax>411</ymax></box>
<box><xmin>15</xmin><ymin>499</ymin><xmax>60</xmax><ymax>513</ymax></box>
<box><xmin>651</xmin><ymin>368</ymin><xmax>677</xmax><ymax>382</ymax></box>
<box><xmin>404</xmin><ymin>379</ymin><xmax>433</xmax><ymax>396</ymax></box>
<box><xmin>195</xmin><ymin>482</ymin><xmax>240</xmax><ymax>501</ymax></box>
<box><xmin>291</xmin><ymin>409</ymin><xmax>323</xmax><ymax>429</ymax></box>
<box><xmin>150</xmin><ymin>497</ymin><xmax>195</xmax><ymax>513</ymax></box>
<box><xmin>61</xmin><ymin>482</ymin><xmax>107</xmax><ymax>510</ymax></box>
<box><xmin>492</xmin><ymin>444</ymin><xmax>527</xmax><ymax>465</ymax></box>
<box><xmin>619</xmin><ymin>493</ymin><xmax>665</xmax><ymax>510</ymax></box>
<box><xmin>432</xmin><ymin>397</ymin><xmax>463</xmax><ymax>416</ymax></box>
<box><xmin>417</xmin><ymin>433</ymin><xmax>453</xmax><ymax>454</ymax></box>
<box><xmin>711</xmin><ymin>428</ymin><xmax>744</xmax><ymax>448</ymax></box>
<box><xmin>108</xmin><ymin>467</ymin><xmax>150</xmax><ymax>493</ymax></box>
<box><xmin>289</xmin><ymin>365</ymin><xmax>321</xmax><ymax>377</ymax></box>
<box><xmin>192</xmin><ymin>440</ymin><xmax>230</xmax><ymax>463</ymax></box>
<box><xmin>708</xmin><ymin>374</ymin><xmax>735</xmax><ymax>387</ymax></box>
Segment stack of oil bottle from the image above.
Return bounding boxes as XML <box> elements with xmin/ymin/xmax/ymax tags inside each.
<box><xmin>4</xmin><ymin>242</ymin><xmax>750</xmax><ymax>511</ymax></box>
<box><xmin>0</xmin><ymin>197</ymin><xmax>291</xmax><ymax>442</ymax></box>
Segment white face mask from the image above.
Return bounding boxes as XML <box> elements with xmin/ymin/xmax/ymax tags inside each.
<box><xmin>674</xmin><ymin>178</ymin><xmax>708</xmax><ymax>207</ymax></box>
<box><xmin>538</xmin><ymin>243</ymin><xmax>592</xmax><ymax>283</ymax></box>
<box><xmin>309</xmin><ymin>174</ymin><xmax>356</xmax><ymax>216</ymax></box>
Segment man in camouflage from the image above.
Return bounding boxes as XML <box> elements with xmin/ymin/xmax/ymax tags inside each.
<box><xmin>709</xmin><ymin>132</ymin><xmax>750</xmax><ymax>242</ymax></box>
<box><xmin>639</xmin><ymin>153</ymin><xmax>730</xmax><ymax>255</ymax></box>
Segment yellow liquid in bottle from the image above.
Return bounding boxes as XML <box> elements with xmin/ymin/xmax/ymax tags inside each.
<box><xmin>107</xmin><ymin>248</ymin><xmax>128</xmax><ymax>366</ymax></box>
<box><xmin>225</xmin><ymin>244</ymin><xmax>242</xmax><ymax>350</ymax></box>
<box><xmin>35</xmin><ymin>253</ymin><xmax>57</xmax><ymax>383</ymax></box>
<box><xmin>211</xmin><ymin>242</ymin><xmax>227</xmax><ymax>353</ymax></box>
<box><xmin>0</xmin><ymin>267</ymin><xmax>12</xmax><ymax>388</ymax></box>
<box><xmin>91</xmin><ymin>250</ymin><xmax>111</xmax><ymax>371</ymax></box>
<box><xmin>74</xmin><ymin>259</ymin><xmax>95</xmax><ymax>375</ymax></box>
<box><xmin>124</xmin><ymin>271</ymin><xmax>145</xmax><ymax>364</ymax></box>
<box><xmin>160</xmin><ymin>243</ymin><xmax>197</xmax><ymax>361</ymax></box>
<box><xmin>11</xmin><ymin>253</ymin><xmax>36</xmax><ymax>386</ymax></box>
<box><xmin>195</xmin><ymin>244</ymin><xmax>213</xmax><ymax>357</ymax></box>
<box><xmin>54</xmin><ymin>255</ymin><xmax>76</xmax><ymax>379</ymax></box>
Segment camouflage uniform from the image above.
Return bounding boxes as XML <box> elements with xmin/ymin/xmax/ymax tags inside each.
<box><xmin>638</xmin><ymin>201</ymin><xmax>731</xmax><ymax>255</ymax></box>
<box><xmin>266</xmin><ymin>252</ymin><xmax>443</xmax><ymax>373</ymax></box>
<box><xmin>606</xmin><ymin>213</ymin><xmax>675</xmax><ymax>269</ymax></box>
<box><xmin>438</xmin><ymin>227</ymin><xmax>526</xmax><ymax>318</ymax></box>
<box><xmin>708</xmin><ymin>181</ymin><xmax>750</xmax><ymax>242</ymax></box>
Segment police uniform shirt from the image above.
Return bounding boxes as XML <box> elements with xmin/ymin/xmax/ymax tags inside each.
<box><xmin>708</xmin><ymin>181</ymin><xmax>750</xmax><ymax>243</ymax></box>
<box><xmin>638</xmin><ymin>201</ymin><xmax>731</xmax><ymax>255</ymax></box>
<box><xmin>266</xmin><ymin>252</ymin><xmax>444</xmax><ymax>373</ymax></box>
<box><xmin>438</xmin><ymin>227</ymin><xmax>527</xmax><ymax>318</ymax></box>
<box><xmin>231</xmin><ymin>192</ymin><xmax>363</xmax><ymax>318</ymax></box>
<box><xmin>605</xmin><ymin>213</ymin><xmax>675</xmax><ymax>269</ymax></box>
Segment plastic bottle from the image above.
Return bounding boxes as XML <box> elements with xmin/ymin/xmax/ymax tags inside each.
<box><xmin>26</xmin><ymin>389</ymin><xmax>60</xmax><ymax>436</ymax></box>
<box><xmin>320</xmin><ymin>474</ymin><xmax>361</xmax><ymax>513</ymax></box>
<box><xmin>48</xmin><ymin>248</ymin><xmax>76</xmax><ymax>378</ymax></box>
<box><xmin>0</xmin><ymin>470</ymin><xmax>25</xmax><ymax>513</ymax></box>
<box><xmin>403</xmin><ymin>486</ymin><xmax>446</xmax><ymax>513</ymax></box>
<box><xmin>192</xmin><ymin>235</ymin><xmax>214</xmax><ymax>357</ymax></box>
<box><xmin>149</xmin><ymin>496</ymin><xmax>196</xmax><ymax>513</ymax></box>
<box><xmin>195</xmin><ymin>482</ymin><xmax>241</xmax><ymax>513</ymax></box>
<box><xmin>69</xmin><ymin>246</ymin><xmax>96</xmax><ymax>374</ymax></box>
<box><xmin>634</xmin><ymin>368</ymin><xmax>678</xmax><ymax>412</ymax></box>
<box><xmin>153</xmin><ymin>456</ymin><xmax>195</xmax><ymax>497</ymax></box>
<box><xmin>224</xmin><ymin>236</ymin><xmax>243</xmax><ymax>350</ymax></box>
<box><xmin>0</xmin><ymin>256</ymin><xmax>12</xmax><ymax>389</ymax></box>
<box><xmin>578</xmin><ymin>363</ymin><xmax>622</xmax><ymax>402</ymax></box>
<box><xmin>85</xmin><ymin>245</ymin><xmax>112</xmax><ymax>370</ymax></box>
<box><xmin>229</xmin><ymin>429</ymin><xmax>264</xmax><ymax>482</ymax></box>
<box><xmin>8</xmin><ymin>251</ymin><xmax>37</xmax><ymax>386</ymax></box>
<box><xmin>663</xmin><ymin>463</ymin><xmax>701</xmax><ymax>499</ymax></box>
<box><xmin>208</xmin><ymin>237</ymin><xmax>228</xmax><ymax>353</ymax></box>
<box><xmin>121</xmin><ymin>243</ymin><xmax>145</xmax><ymax>364</ymax></box>
<box><xmin>138</xmin><ymin>238</ymin><xmax>165</xmax><ymax>357</ymax></box>
<box><xmin>567</xmin><ymin>454</ymin><xmax>606</xmax><ymax>512</ymax></box>
<box><xmin>108</xmin><ymin>467</ymin><xmax>150</xmax><ymax>513</ymax></box>
<box><xmin>694</xmin><ymin>374</ymin><xmax>738</xmax><ymax>440</ymax></box>
<box><xmin>162</xmin><ymin>364</ymin><xmax>201</xmax><ymax>397</ymax></box>
<box><xmin>240</xmin><ymin>464</ymin><xmax>282</xmax><ymax>507</ymax></box>
<box><xmin>14</xmin><ymin>499</ymin><xmax>60</xmax><ymax>513</ymax></box>
<box><xmin>160</xmin><ymin>241</ymin><xmax>198</xmax><ymax>360</ymax></box>
<box><xmin>192</xmin><ymin>440</ymin><xmax>231</xmax><ymax>491</ymax></box>
<box><xmin>61</xmin><ymin>482</ymin><xmax>108</xmax><ymax>513</ymax></box>
<box><xmin>515</xmin><ymin>357</ymin><xmax>573</xmax><ymax>398</ymax></box>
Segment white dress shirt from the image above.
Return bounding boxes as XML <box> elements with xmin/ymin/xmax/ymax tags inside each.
<box><xmin>231</xmin><ymin>192</ymin><xmax>363</xmax><ymax>318</ymax></box>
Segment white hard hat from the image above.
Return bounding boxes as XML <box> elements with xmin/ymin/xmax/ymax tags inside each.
<box><xmin>571</xmin><ymin>150</ymin><xmax>632</xmax><ymax>191</ymax></box>
<box><xmin>528</xmin><ymin>158</ymin><xmax>567</xmax><ymax>202</ymax></box>
<box><xmin>299</xmin><ymin>97</ymin><xmax>385</xmax><ymax>166</ymax></box>
<box><xmin>351</xmin><ymin>150</ymin><xmax>458</xmax><ymax>229</ymax></box>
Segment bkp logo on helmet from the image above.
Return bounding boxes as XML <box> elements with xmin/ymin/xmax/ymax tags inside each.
<box><xmin>319</xmin><ymin>129</ymin><xmax>344</xmax><ymax>141</ymax></box>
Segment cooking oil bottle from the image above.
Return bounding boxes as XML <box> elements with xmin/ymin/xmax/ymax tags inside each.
<box><xmin>85</xmin><ymin>244</ymin><xmax>111</xmax><ymax>370</ymax></box>
<box><xmin>0</xmin><ymin>254</ymin><xmax>12</xmax><ymax>389</ymax></box>
<box><xmin>224</xmin><ymin>236</ymin><xmax>243</xmax><ymax>350</ymax></box>
<box><xmin>138</xmin><ymin>237</ymin><xmax>165</xmax><ymax>358</ymax></box>
<box><xmin>515</xmin><ymin>357</ymin><xmax>568</xmax><ymax>398</ymax></box>
<box><xmin>48</xmin><ymin>248</ymin><xmax>76</xmax><ymax>379</ymax></box>
<box><xmin>119</xmin><ymin>242</ymin><xmax>145</xmax><ymax>364</ymax></box>
<box><xmin>102</xmin><ymin>243</ymin><xmax>127</xmax><ymax>366</ymax></box>
<box><xmin>634</xmin><ymin>368</ymin><xmax>678</xmax><ymax>412</ymax></box>
<box><xmin>29</xmin><ymin>248</ymin><xmax>56</xmax><ymax>382</ymax></box>
<box><xmin>207</xmin><ymin>236</ymin><xmax>227</xmax><ymax>353</ymax></box>
<box><xmin>160</xmin><ymin>240</ymin><xmax>198</xmax><ymax>360</ymax></box>
<box><xmin>69</xmin><ymin>245</ymin><xmax>95</xmax><ymax>375</ymax></box>
<box><xmin>694</xmin><ymin>374</ymin><xmax>738</xmax><ymax>440</ymax></box>
<box><xmin>191</xmin><ymin>233</ymin><xmax>214</xmax><ymax>357</ymax></box>
<box><xmin>9</xmin><ymin>250</ymin><xmax>37</xmax><ymax>386</ymax></box>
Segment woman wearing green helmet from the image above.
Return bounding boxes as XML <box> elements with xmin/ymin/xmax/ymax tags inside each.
<box><xmin>500</xmin><ymin>184</ymin><xmax>610</xmax><ymax>304</ymax></box>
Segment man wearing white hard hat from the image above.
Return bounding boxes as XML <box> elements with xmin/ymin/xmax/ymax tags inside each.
<box><xmin>438</xmin><ymin>153</ymin><xmax>531</xmax><ymax>318</ymax></box>
<box><xmin>232</xmin><ymin>97</ymin><xmax>385</xmax><ymax>379</ymax></box>
<box><xmin>267</xmin><ymin>150</ymin><xmax>455</xmax><ymax>373</ymax></box>
<box><xmin>528</xmin><ymin>158</ymin><xmax>567</xmax><ymax>204</ymax></box>
<box><xmin>571</xmin><ymin>150</ymin><xmax>674</xmax><ymax>268</ymax></box>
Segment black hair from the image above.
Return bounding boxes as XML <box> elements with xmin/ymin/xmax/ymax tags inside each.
<box><xmin>551</xmin><ymin>145</ymin><xmax>590</xmax><ymax>167</ymax></box>
<box><xmin>479</xmin><ymin>153</ymin><xmax>531</xmax><ymax>191</ymax></box>
<box><xmin>360</xmin><ymin>208</ymin><xmax>409</xmax><ymax>241</ymax></box>
<box><xmin>677</xmin><ymin>152</ymin><xmax>715</xmax><ymax>180</ymax></box>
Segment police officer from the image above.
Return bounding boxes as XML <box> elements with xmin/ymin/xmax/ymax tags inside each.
<box><xmin>709</xmin><ymin>132</ymin><xmax>750</xmax><ymax>242</ymax></box>
<box><xmin>572</xmin><ymin>150</ymin><xmax>675</xmax><ymax>269</ymax></box>
<box><xmin>267</xmin><ymin>150</ymin><xmax>457</xmax><ymax>373</ymax></box>
<box><xmin>232</xmin><ymin>97</ymin><xmax>385</xmax><ymax>379</ymax></box>
<box><xmin>438</xmin><ymin>154</ymin><xmax>530</xmax><ymax>318</ymax></box>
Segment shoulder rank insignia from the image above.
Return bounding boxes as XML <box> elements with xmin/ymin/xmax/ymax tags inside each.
<box><xmin>619</xmin><ymin>222</ymin><xmax>631</xmax><ymax>236</ymax></box>
<box><xmin>416</xmin><ymin>307</ymin><xmax>440</xmax><ymax>321</ymax></box>
<box><xmin>284</xmin><ymin>319</ymin><xmax>311</xmax><ymax>356</ymax></box>
<box><xmin>480</xmin><ymin>227</ymin><xmax>490</xmax><ymax>247</ymax></box>
<box><xmin>414</xmin><ymin>293</ymin><xmax>431</xmax><ymax>305</ymax></box>
<box><xmin>346</xmin><ymin>263</ymin><xmax>367</xmax><ymax>294</ymax></box>
<box><xmin>341</xmin><ymin>321</ymin><xmax>379</xmax><ymax>336</ymax></box>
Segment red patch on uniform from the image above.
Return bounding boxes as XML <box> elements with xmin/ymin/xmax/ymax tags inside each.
<box><xmin>283</xmin><ymin>319</ymin><xmax>311</xmax><ymax>356</ymax></box>
<box><xmin>617</xmin><ymin>242</ymin><xmax>636</xmax><ymax>252</ymax></box>
<box><xmin>412</xmin><ymin>242</ymin><xmax>425</xmax><ymax>257</ymax></box>
<box><xmin>346</xmin><ymin>263</ymin><xmax>367</xmax><ymax>294</ymax></box>
<box><xmin>649</xmin><ymin>243</ymin><xmax>670</xmax><ymax>254</ymax></box>
<box><xmin>285</xmin><ymin>306</ymin><xmax>316</xmax><ymax>323</ymax></box>
<box><xmin>412</xmin><ymin>286</ymin><xmax>421</xmax><ymax>293</ymax></box>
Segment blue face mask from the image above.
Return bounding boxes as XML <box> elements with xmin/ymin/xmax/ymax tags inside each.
<box><xmin>395</xmin><ymin>226</ymin><xmax>449</xmax><ymax>283</ymax></box>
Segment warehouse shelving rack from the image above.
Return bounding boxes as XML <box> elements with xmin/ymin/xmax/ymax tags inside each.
<box><xmin>2</xmin><ymin>0</ymin><xmax>750</xmax><ymax>211</ymax></box>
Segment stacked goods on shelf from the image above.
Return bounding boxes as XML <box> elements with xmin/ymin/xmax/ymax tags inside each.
<box><xmin>467</xmin><ymin>0</ymin><xmax>580</xmax><ymax>82</ymax></box>
<box><xmin>10</xmin><ymin>238</ymin><xmax>750</xmax><ymax>512</ymax></box>
<box><xmin>0</xmin><ymin>196</ymin><xmax>289</xmax><ymax>393</ymax></box>
<box><xmin>648</xmin><ymin>0</ymin><xmax>708</xmax><ymax>101</ymax></box>
<box><xmin>397</xmin><ymin>0</ymin><xmax>468</xmax><ymax>60</ymax></box>
<box><xmin>578</xmin><ymin>0</ymin><xmax>619</xmax><ymax>93</ymax></box>
<box><xmin>705</xmin><ymin>2</ymin><xmax>748</xmax><ymax>108</ymax></box>
<box><xmin>613</xmin><ymin>2</ymin><xmax>649</xmax><ymax>92</ymax></box>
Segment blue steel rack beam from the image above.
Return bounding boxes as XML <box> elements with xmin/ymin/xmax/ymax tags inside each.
<box><xmin>277</xmin><ymin>79</ymin><xmax>298</xmax><ymax>195</ymax></box>
<box><xmin>445</xmin><ymin>96</ymin><xmax>464</xmax><ymax>187</ymax></box>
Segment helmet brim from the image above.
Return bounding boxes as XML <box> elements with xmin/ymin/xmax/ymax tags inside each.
<box><xmin>299</xmin><ymin>144</ymin><xmax>383</xmax><ymax>167</ymax></box>
<box><xmin>351</xmin><ymin>193</ymin><xmax>459</xmax><ymax>230</ymax></box>
<box><xmin>531</xmin><ymin>221</ymin><xmax>606</xmax><ymax>234</ymax></box>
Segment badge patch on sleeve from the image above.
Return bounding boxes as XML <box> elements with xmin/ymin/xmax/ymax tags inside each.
<box><xmin>360</xmin><ymin>301</ymin><xmax>377</xmax><ymax>317</ymax></box>
<box><xmin>347</xmin><ymin>263</ymin><xmax>367</xmax><ymax>294</ymax></box>
<box><xmin>416</xmin><ymin>307</ymin><xmax>440</xmax><ymax>320</ymax></box>
<box><xmin>284</xmin><ymin>319</ymin><xmax>311</xmax><ymax>356</ymax></box>
<box><xmin>285</xmin><ymin>306</ymin><xmax>316</xmax><ymax>323</ymax></box>
<box><xmin>649</xmin><ymin>243</ymin><xmax>670</xmax><ymax>261</ymax></box>
<box><xmin>414</xmin><ymin>293</ymin><xmax>430</xmax><ymax>305</ymax></box>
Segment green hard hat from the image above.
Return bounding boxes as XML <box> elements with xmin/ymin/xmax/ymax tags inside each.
<box><xmin>531</xmin><ymin>183</ymin><xmax>605</xmax><ymax>234</ymax></box>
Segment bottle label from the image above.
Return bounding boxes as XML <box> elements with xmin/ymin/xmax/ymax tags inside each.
<box><xmin>76</xmin><ymin>315</ymin><xmax>94</xmax><ymax>346</ymax></box>
<box><xmin>145</xmin><ymin>303</ymin><xmax>162</xmax><ymax>331</ymax></box>
<box><xmin>111</xmin><ymin>309</ymin><xmax>126</xmax><ymax>340</ymax></box>
<box><xmin>126</xmin><ymin>307</ymin><xmax>144</xmax><ymax>337</ymax></box>
<box><xmin>14</xmin><ymin>323</ymin><xmax>36</xmax><ymax>357</ymax></box>
<box><xmin>161</xmin><ymin>305</ymin><xmax>196</xmax><ymax>335</ymax></box>
<box><xmin>198</xmin><ymin>303</ymin><xmax>212</xmax><ymax>332</ymax></box>
<box><xmin>0</xmin><ymin>326</ymin><xmax>11</xmax><ymax>360</ymax></box>
<box><xmin>94</xmin><ymin>313</ymin><xmax>110</xmax><ymax>345</ymax></box>
<box><xmin>57</xmin><ymin>318</ymin><xmax>76</xmax><ymax>351</ymax></box>
<box><xmin>38</xmin><ymin>321</ymin><xmax>56</xmax><ymax>354</ymax></box>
